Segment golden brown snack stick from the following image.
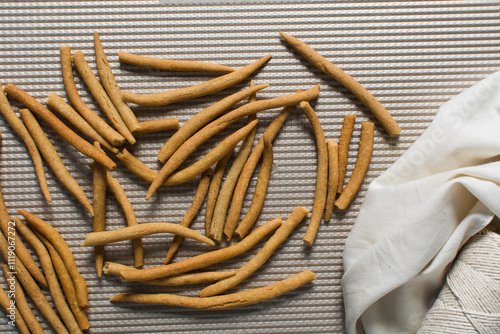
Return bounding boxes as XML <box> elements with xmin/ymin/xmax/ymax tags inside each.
<box><xmin>47</xmin><ymin>92</ymin><xmax>117</xmax><ymax>153</ymax></box>
<box><xmin>205</xmin><ymin>152</ymin><xmax>232</xmax><ymax>236</ymax></box>
<box><xmin>164</xmin><ymin>169</ymin><xmax>211</xmax><ymax>264</ymax></box>
<box><xmin>0</xmin><ymin>82</ymin><xmax>51</xmax><ymax>201</ymax></box>
<box><xmin>17</xmin><ymin>209</ymin><xmax>89</xmax><ymax>311</ymax></box>
<box><xmin>111</xmin><ymin>269</ymin><xmax>315</xmax><ymax>310</ymax></box>
<box><xmin>119</xmin><ymin>51</ymin><xmax>236</xmax><ymax>73</ymax></box>
<box><xmin>135</xmin><ymin>117</ymin><xmax>179</xmax><ymax>136</ymax></box>
<box><xmin>233</xmin><ymin>134</ymin><xmax>273</xmax><ymax>240</ymax></box>
<box><xmin>0</xmin><ymin>263</ymin><xmax>34</xmax><ymax>334</ymax></box>
<box><xmin>20</xmin><ymin>108</ymin><xmax>94</xmax><ymax>215</ymax></box>
<box><xmin>36</xmin><ymin>232</ymin><xmax>89</xmax><ymax>331</ymax></box>
<box><xmin>123</xmin><ymin>55</ymin><xmax>271</xmax><ymax>107</ymax></box>
<box><xmin>72</xmin><ymin>50</ymin><xmax>136</xmax><ymax>144</ymax></box>
<box><xmin>14</xmin><ymin>217</ymin><xmax>82</xmax><ymax>334</ymax></box>
<box><xmin>337</xmin><ymin>114</ymin><xmax>356</xmax><ymax>194</ymax></box>
<box><xmin>324</xmin><ymin>139</ymin><xmax>339</xmax><ymax>222</ymax></box>
<box><xmin>335</xmin><ymin>122</ymin><xmax>374</xmax><ymax>210</ymax></box>
<box><xmin>81</xmin><ymin>222</ymin><xmax>216</xmax><ymax>247</ymax></box>
<box><xmin>105</xmin><ymin>170</ymin><xmax>144</xmax><ymax>268</ymax></box>
<box><xmin>146</xmin><ymin>119</ymin><xmax>259</xmax><ymax>198</ymax></box>
<box><xmin>279</xmin><ymin>32</ymin><xmax>401</xmax><ymax>137</ymax></box>
<box><xmin>114</xmin><ymin>217</ymin><xmax>282</xmax><ymax>282</ymax></box>
<box><xmin>0</xmin><ymin>232</ymin><xmax>68</xmax><ymax>334</ymax></box>
<box><xmin>157</xmin><ymin>83</ymin><xmax>268</xmax><ymax>163</ymax></box>
<box><xmin>4</xmin><ymin>83</ymin><xmax>117</xmax><ymax>171</ymax></box>
<box><xmin>300</xmin><ymin>101</ymin><xmax>328</xmax><ymax>247</ymax></box>
<box><xmin>201</xmin><ymin>207</ymin><xmax>309</xmax><ymax>297</ymax></box>
<box><xmin>92</xmin><ymin>142</ymin><xmax>107</xmax><ymax>277</ymax></box>
<box><xmin>94</xmin><ymin>32</ymin><xmax>141</xmax><ymax>134</ymax></box>
<box><xmin>60</xmin><ymin>45</ymin><xmax>126</xmax><ymax>147</ymax></box>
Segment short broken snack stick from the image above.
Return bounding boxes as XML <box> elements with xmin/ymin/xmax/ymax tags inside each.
<box><xmin>337</xmin><ymin>114</ymin><xmax>356</xmax><ymax>194</ymax></box>
<box><xmin>324</xmin><ymin>139</ymin><xmax>339</xmax><ymax>222</ymax></box>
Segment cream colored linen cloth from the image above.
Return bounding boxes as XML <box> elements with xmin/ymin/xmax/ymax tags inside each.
<box><xmin>341</xmin><ymin>71</ymin><xmax>500</xmax><ymax>334</ymax></box>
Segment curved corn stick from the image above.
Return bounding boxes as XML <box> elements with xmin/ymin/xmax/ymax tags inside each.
<box><xmin>337</xmin><ymin>114</ymin><xmax>356</xmax><ymax>194</ymax></box>
<box><xmin>135</xmin><ymin>117</ymin><xmax>179</xmax><ymax>136</ymax></box>
<box><xmin>94</xmin><ymin>32</ymin><xmax>141</xmax><ymax>134</ymax></box>
<box><xmin>81</xmin><ymin>222</ymin><xmax>216</xmax><ymax>247</ymax></box>
<box><xmin>119</xmin><ymin>51</ymin><xmax>236</xmax><ymax>73</ymax></box>
<box><xmin>114</xmin><ymin>217</ymin><xmax>282</xmax><ymax>282</ymax></box>
<box><xmin>111</xmin><ymin>270</ymin><xmax>315</xmax><ymax>310</ymax></box>
<box><xmin>0</xmin><ymin>82</ymin><xmax>51</xmax><ymax>201</ymax></box>
<box><xmin>92</xmin><ymin>142</ymin><xmax>107</xmax><ymax>277</ymax></box>
<box><xmin>157</xmin><ymin>83</ymin><xmax>268</xmax><ymax>163</ymax></box>
<box><xmin>17</xmin><ymin>209</ymin><xmax>89</xmax><ymax>311</ymax></box>
<box><xmin>200</xmin><ymin>207</ymin><xmax>309</xmax><ymax>297</ymax></box>
<box><xmin>146</xmin><ymin>119</ymin><xmax>259</xmax><ymax>199</ymax></box>
<box><xmin>72</xmin><ymin>50</ymin><xmax>135</xmax><ymax>144</ymax></box>
<box><xmin>335</xmin><ymin>122</ymin><xmax>374</xmax><ymax>210</ymax></box>
<box><xmin>300</xmin><ymin>101</ymin><xmax>328</xmax><ymax>247</ymax></box>
<box><xmin>324</xmin><ymin>139</ymin><xmax>339</xmax><ymax>222</ymax></box>
<box><xmin>280</xmin><ymin>32</ymin><xmax>401</xmax><ymax>137</ymax></box>
<box><xmin>46</xmin><ymin>92</ymin><xmax>117</xmax><ymax>153</ymax></box>
<box><xmin>164</xmin><ymin>169</ymin><xmax>211</xmax><ymax>264</ymax></box>
<box><xmin>4</xmin><ymin>83</ymin><xmax>116</xmax><ymax>170</ymax></box>
<box><xmin>20</xmin><ymin>108</ymin><xmax>93</xmax><ymax>215</ymax></box>
<box><xmin>14</xmin><ymin>217</ymin><xmax>82</xmax><ymax>334</ymax></box>
<box><xmin>123</xmin><ymin>55</ymin><xmax>271</xmax><ymax>107</ymax></box>
<box><xmin>60</xmin><ymin>45</ymin><xmax>126</xmax><ymax>147</ymax></box>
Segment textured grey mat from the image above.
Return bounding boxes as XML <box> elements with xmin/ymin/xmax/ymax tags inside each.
<box><xmin>0</xmin><ymin>1</ymin><xmax>499</xmax><ymax>333</ymax></box>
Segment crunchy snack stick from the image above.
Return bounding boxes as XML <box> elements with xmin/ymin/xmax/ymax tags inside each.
<box><xmin>110</xmin><ymin>270</ymin><xmax>315</xmax><ymax>310</ymax></box>
<box><xmin>119</xmin><ymin>51</ymin><xmax>236</xmax><ymax>73</ymax></box>
<box><xmin>60</xmin><ymin>46</ymin><xmax>126</xmax><ymax>147</ymax></box>
<box><xmin>200</xmin><ymin>206</ymin><xmax>309</xmax><ymax>297</ymax></box>
<box><xmin>280</xmin><ymin>32</ymin><xmax>401</xmax><ymax>137</ymax></box>
<box><xmin>123</xmin><ymin>55</ymin><xmax>272</xmax><ymax>107</ymax></box>
<box><xmin>0</xmin><ymin>264</ymin><xmax>32</xmax><ymax>334</ymax></box>
<box><xmin>205</xmin><ymin>152</ymin><xmax>232</xmax><ymax>236</ymax></box>
<box><xmin>300</xmin><ymin>101</ymin><xmax>328</xmax><ymax>247</ymax></box>
<box><xmin>0</xmin><ymin>82</ymin><xmax>51</xmax><ymax>201</ymax></box>
<box><xmin>324</xmin><ymin>139</ymin><xmax>339</xmax><ymax>222</ymax></box>
<box><xmin>3</xmin><ymin>83</ymin><xmax>117</xmax><ymax>171</ymax></box>
<box><xmin>135</xmin><ymin>117</ymin><xmax>179</xmax><ymax>136</ymax></box>
<box><xmin>337</xmin><ymin>114</ymin><xmax>356</xmax><ymax>194</ymax></box>
<box><xmin>20</xmin><ymin>108</ymin><xmax>94</xmax><ymax>215</ymax></box>
<box><xmin>335</xmin><ymin>122</ymin><xmax>374</xmax><ymax>210</ymax></box>
<box><xmin>92</xmin><ymin>142</ymin><xmax>107</xmax><ymax>276</ymax></box>
<box><xmin>114</xmin><ymin>217</ymin><xmax>282</xmax><ymax>282</ymax></box>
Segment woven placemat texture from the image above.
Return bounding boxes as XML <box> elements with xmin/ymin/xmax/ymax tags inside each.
<box><xmin>0</xmin><ymin>1</ymin><xmax>499</xmax><ymax>333</ymax></box>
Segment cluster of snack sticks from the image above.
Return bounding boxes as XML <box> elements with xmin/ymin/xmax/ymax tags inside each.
<box><xmin>0</xmin><ymin>31</ymin><xmax>400</xmax><ymax>332</ymax></box>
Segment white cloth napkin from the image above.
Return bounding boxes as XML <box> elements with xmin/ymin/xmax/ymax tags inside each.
<box><xmin>341</xmin><ymin>71</ymin><xmax>500</xmax><ymax>334</ymax></box>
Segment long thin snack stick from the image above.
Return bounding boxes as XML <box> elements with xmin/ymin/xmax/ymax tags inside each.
<box><xmin>119</xmin><ymin>51</ymin><xmax>236</xmax><ymax>73</ymax></box>
<box><xmin>20</xmin><ymin>108</ymin><xmax>94</xmax><ymax>215</ymax></box>
<box><xmin>205</xmin><ymin>152</ymin><xmax>232</xmax><ymax>236</ymax></box>
<box><xmin>300</xmin><ymin>101</ymin><xmax>328</xmax><ymax>247</ymax></box>
<box><xmin>335</xmin><ymin>122</ymin><xmax>374</xmax><ymax>210</ymax></box>
<box><xmin>17</xmin><ymin>209</ymin><xmax>89</xmax><ymax>311</ymax></box>
<box><xmin>324</xmin><ymin>139</ymin><xmax>339</xmax><ymax>222</ymax></box>
<box><xmin>92</xmin><ymin>142</ymin><xmax>107</xmax><ymax>276</ymax></box>
<box><xmin>135</xmin><ymin>117</ymin><xmax>179</xmax><ymax>136</ymax></box>
<box><xmin>94</xmin><ymin>32</ymin><xmax>141</xmax><ymax>134</ymax></box>
<box><xmin>164</xmin><ymin>169</ymin><xmax>211</xmax><ymax>264</ymax></box>
<box><xmin>1</xmin><ymin>264</ymin><xmax>36</xmax><ymax>334</ymax></box>
<box><xmin>4</xmin><ymin>83</ymin><xmax>117</xmax><ymax>170</ymax></box>
<box><xmin>0</xmin><ymin>82</ymin><xmax>51</xmax><ymax>201</ymax></box>
<box><xmin>111</xmin><ymin>270</ymin><xmax>315</xmax><ymax>310</ymax></box>
<box><xmin>46</xmin><ymin>92</ymin><xmax>117</xmax><ymax>153</ymax></box>
<box><xmin>123</xmin><ymin>55</ymin><xmax>272</xmax><ymax>107</ymax></box>
<box><xmin>279</xmin><ymin>32</ymin><xmax>401</xmax><ymax>137</ymax></box>
<box><xmin>233</xmin><ymin>133</ymin><xmax>273</xmax><ymax>240</ymax></box>
<box><xmin>146</xmin><ymin>119</ymin><xmax>259</xmax><ymax>198</ymax></box>
<box><xmin>113</xmin><ymin>217</ymin><xmax>282</xmax><ymax>282</ymax></box>
<box><xmin>14</xmin><ymin>217</ymin><xmax>82</xmax><ymax>334</ymax></box>
<box><xmin>72</xmin><ymin>50</ymin><xmax>135</xmax><ymax>144</ymax></box>
<box><xmin>200</xmin><ymin>207</ymin><xmax>309</xmax><ymax>297</ymax></box>
<box><xmin>60</xmin><ymin>45</ymin><xmax>126</xmax><ymax>147</ymax></box>
<box><xmin>37</xmin><ymin>232</ymin><xmax>89</xmax><ymax>331</ymax></box>
<box><xmin>0</xmin><ymin>232</ymin><xmax>68</xmax><ymax>333</ymax></box>
<box><xmin>105</xmin><ymin>170</ymin><xmax>144</xmax><ymax>267</ymax></box>
<box><xmin>337</xmin><ymin>114</ymin><xmax>356</xmax><ymax>194</ymax></box>
<box><xmin>157</xmin><ymin>83</ymin><xmax>268</xmax><ymax>163</ymax></box>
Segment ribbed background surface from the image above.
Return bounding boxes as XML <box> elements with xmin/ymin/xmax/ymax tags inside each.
<box><xmin>0</xmin><ymin>1</ymin><xmax>498</xmax><ymax>333</ymax></box>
